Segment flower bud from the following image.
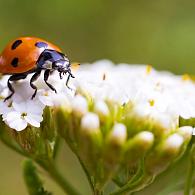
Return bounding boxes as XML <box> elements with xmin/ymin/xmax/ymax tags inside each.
<box><xmin>94</xmin><ymin>100</ymin><xmax>110</xmax><ymax>122</ymax></box>
<box><xmin>55</xmin><ymin>108</ymin><xmax>68</xmax><ymax>138</ymax></box>
<box><xmin>81</xmin><ymin>112</ymin><xmax>100</xmax><ymax>132</ymax></box>
<box><xmin>101</xmin><ymin>123</ymin><xmax>127</xmax><ymax>184</ymax></box>
<box><xmin>104</xmin><ymin>123</ymin><xmax>127</xmax><ymax>164</ymax></box>
<box><xmin>78</xmin><ymin>113</ymin><xmax>102</xmax><ymax>176</ymax></box>
<box><xmin>163</xmin><ymin>134</ymin><xmax>184</xmax><ymax>154</ymax></box>
<box><xmin>40</xmin><ymin>107</ymin><xmax>56</xmax><ymax>141</ymax></box>
<box><xmin>124</xmin><ymin>131</ymin><xmax>154</xmax><ymax>165</ymax></box>
<box><xmin>72</xmin><ymin>95</ymin><xmax>88</xmax><ymax>117</ymax></box>
<box><xmin>177</xmin><ymin>126</ymin><xmax>193</xmax><ymax>141</ymax></box>
<box><xmin>10</xmin><ymin>126</ymin><xmax>42</xmax><ymax>154</ymax></box>
<box><xmin>146</xmin><ymin>133</ymin><xmax>184</xmax><ymax>175</ymax></box>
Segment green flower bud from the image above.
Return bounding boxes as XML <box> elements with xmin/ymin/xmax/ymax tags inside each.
<box><xmin>72</xmin><ymin>95</ymin><xmax>88</xmax><ymax>117</ymax></box>
<box><xmin>103</xmin><ymin>123</ymin><xmax>127</xmax><ymax>166</ymax></box>
<box><xmin>78</xmin><ymin>112</ymin><xmax>102</xmax><ymax>177</ymax></box>
<box><xmin>103</xmin><ymin>123</ymin><xmax>127</xmax><ymax>178</ymax></box>
<box><xmin>11</xmin><ymin>126</ymin><xmax>44</xmax><ymax>155</ymax></box>
<box><xmin>177</xmin><ymin>126</ymin><xmax>192</xmax><ymax>142</ymax></box>
<box><xmin>55</xmin><ymin>106</ymin><xmax>78</xmax><ymax>146</ymax></box>
<box><xmin>94</xmin><ymin>100</ymin><xmax>110</xmax><ymax>122</ymax></box>
<box><xmin>124</xmin><ymin>131</ymin><xmax>154</xmax><ymax>166</ymax></box>
<box><xmin>146</xmin><ymin>133</ymin><xmax>184</xmax><ymax>175</ymax></box>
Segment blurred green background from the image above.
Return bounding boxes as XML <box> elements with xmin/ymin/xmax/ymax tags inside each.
<box><xmin>0</xmin><ymin>0</ymin><xmax>195</xmax><ymax>194</ymax></box>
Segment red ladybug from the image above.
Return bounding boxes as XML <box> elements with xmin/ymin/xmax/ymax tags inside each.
<box><xmin>0</xmin><ymin>37</ymin><xmax>75</xmax><ymax>101</ymax></box>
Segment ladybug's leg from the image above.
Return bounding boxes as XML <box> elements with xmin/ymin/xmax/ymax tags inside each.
<box><xmin>44</xmin><ymin>70</ymin><xmax>57</xmax><ymax>93</ymax></box>
<box><xmin>4</xmin><ymin>74</ymin><xmax>27</xmax><ymax>101</ymax></box>
<box><xmin>65</xmin><ymin>74</ymin><xmax>71</xmax><ymax>89</ymax></box>
<box><xmin>30</xmin><ymin>69</ymin><xmax>41</xmax><ymax>99</ymax></box>
<box><xmin>66</xmin><ymin>72</ymin><xmax>75</xmax><ymax>90</ymax></box>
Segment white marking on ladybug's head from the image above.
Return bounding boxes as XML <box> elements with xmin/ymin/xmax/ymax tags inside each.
<box><xmin>53</xmin><ymin>59</ymin><xmax>71</xmax><ymax>73</ymax></box>
<box><xmin>42</xmin><ymin>60</ymin><xmax>53</xmax><ymax>69</ymax></box>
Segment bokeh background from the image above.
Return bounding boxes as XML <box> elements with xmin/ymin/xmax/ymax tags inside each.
<box><xmin>0</xmin><ymin>0</ymin><xmax>194</xmax><ymax>194</ymax></box>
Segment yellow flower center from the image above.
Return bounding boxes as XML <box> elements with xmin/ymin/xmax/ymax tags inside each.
<box><xmin>149</xmin><ymin>99</ymin><xmax>155</xmax><ymax>107</ymax></box>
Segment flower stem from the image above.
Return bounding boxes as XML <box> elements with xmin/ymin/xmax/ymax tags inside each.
<box><xmin>77</xmin><ymin>154</ymin><xmax>94</xmax><ymax>191</ymax></box>
<box><xmin>37</xmin><ymin>159</ymin><xmax>81</xmax><ymax>195</ymax></box>
<box><xmin>184</xmin><ymin>145</ymin><xmax>195</xmax><ymax>195</ymax></box>
<box><xmin>110</xmin><ymin>174</ymin><xmax>153</xmax><ymax>195</ymax></box>
<box><xmin>94</xmin><ymin>188</ymin><xmax>103</xmax><ymax>195</ymax></box>
<box><xmin>64</xmin><ymin>140</ymin><xmax>94</xmax><ymax>192</ymax></box>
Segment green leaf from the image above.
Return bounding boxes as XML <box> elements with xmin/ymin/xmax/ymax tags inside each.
<box><xmin>23</xmin><ymin>159</ymin><xmax>52</xmax><ymax>195</ymax></box>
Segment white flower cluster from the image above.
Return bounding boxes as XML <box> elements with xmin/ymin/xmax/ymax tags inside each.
<box><xmin>0</xmin><ymin>60</ymin><xmax>194</xmax><ymax>131</ymax></box>
<box><xmin>73</xmin><ymin>60</ymin><xmax>195</xmax><ymax>129</ymax></box>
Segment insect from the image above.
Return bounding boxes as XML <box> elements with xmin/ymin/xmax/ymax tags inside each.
<box><xmin>0</xmin><ymin>36</ymin><xmax>75</xmax><ymax>101</ymax></box>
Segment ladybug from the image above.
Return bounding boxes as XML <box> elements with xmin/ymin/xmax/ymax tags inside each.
<box><xmin>0</xmin><ymin>36</ymin><xmax>75</xmax><ymax>101</ymax></box>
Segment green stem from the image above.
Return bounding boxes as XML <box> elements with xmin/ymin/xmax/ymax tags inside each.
<box><xmin>77</xmin><ymin>154</ymin><xmax>94</xmax><ymax>190</ymax></box>
<box><xmin>94</xmin><ymin>188</ymin><xmax>103</xmax><ymax>195</ymax></box>
<box><xmin>184</xmin><ymin>145</ymin><xmax>195</xmax><ymax>195</ymax></box>
<box><xmin>37</xmin><ymin>159</ymin><xmax>81</xmax><ymax>195</ymax></box>
<box><xmin>53</xmin><ymin>136</ymin><xmax>61</xmax><ymax>159</ymax></box>
<box><xmin>65</xmin><ymin>140</ymin><xmax>94</xmax><ymax>192</ymax></box>
<box><xmin>112</xmin><ymin>178</ymin><xmax>124</xmax><ymax>187</ymax></box>
<box><xmin>184</xmin><ymin>159</ymin><xmax>194</xmax><ymax>195</ymax></box>
<box><xmin>110</xmin><ymin>174</ymin><xmax>153</xmax><ymax>195</ymax></box>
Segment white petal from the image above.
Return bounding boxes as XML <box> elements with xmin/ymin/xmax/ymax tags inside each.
<box><xmin>12</xmin><ymin>102</ymin><xmax>26</xmax><ymax>112</ymax></box>
<box><xmin>5</xmin><ymin>111</ymin><xmax>21</xmax><ymax>122</ymax></box>
<box><xmin>39</xmin><ymin>95</ymin><xmax>54</xmax><ymax>106</ymax></box>
<box><xmin>0</xmin><ymin>101</ymin><xmax>12</xmax><ymax>115</ymax></box>
<box><xmin>9</xmin><ymin>118</ymin><xmax>27</xmax><ymax>131</ymax></box>
<box><xmin>24</xmin><ymin>113</ymin><xmax>43</xmax><ymax>126</ymax></box>
<box><xmin>26</xmin><ymin>100</ymin><xmax>45</xmax><ymax>114</ymax></box>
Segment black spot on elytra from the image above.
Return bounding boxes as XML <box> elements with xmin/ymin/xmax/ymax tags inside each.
<box><xmin>35</xmin><ymin>42</ymin><xmax>48</xmax><ymax>48</ymax></box>
<box><xmin>11</xmin><ymin>40</ymin><xmax>22</xmax><ymax>50</ymax></box>
<box><xmin>11</xmin><ymin>58</ymin><xmax>19</xmax><ymax>67</ymax></box>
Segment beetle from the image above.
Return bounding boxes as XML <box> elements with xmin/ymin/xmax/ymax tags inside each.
<box><xmin>0</xmin><ymin>36</ymin><xmax>75</xmax><ymax>101</ymax></box>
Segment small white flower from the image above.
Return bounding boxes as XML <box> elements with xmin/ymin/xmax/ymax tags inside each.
<box><xmin>3</xmin><ymin>100</ymin><xmax>44</xmax><ymax>131</ymax></box>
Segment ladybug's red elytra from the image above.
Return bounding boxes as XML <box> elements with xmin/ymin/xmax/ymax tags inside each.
<box><xmin>0</xmin><ymin>37</ymin><xmax>75</xmax><ymax>101</ymax></box>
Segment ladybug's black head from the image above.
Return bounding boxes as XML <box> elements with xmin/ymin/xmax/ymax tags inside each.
<box><xmin>37</xmin><ymin>49</ymin><xmax>75</xmax><ymax>79</ymax></box>
<box><xmin>52</xmin><ymin>58</ymin><xmax>75</xmax><ymax>79</ymax></box>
